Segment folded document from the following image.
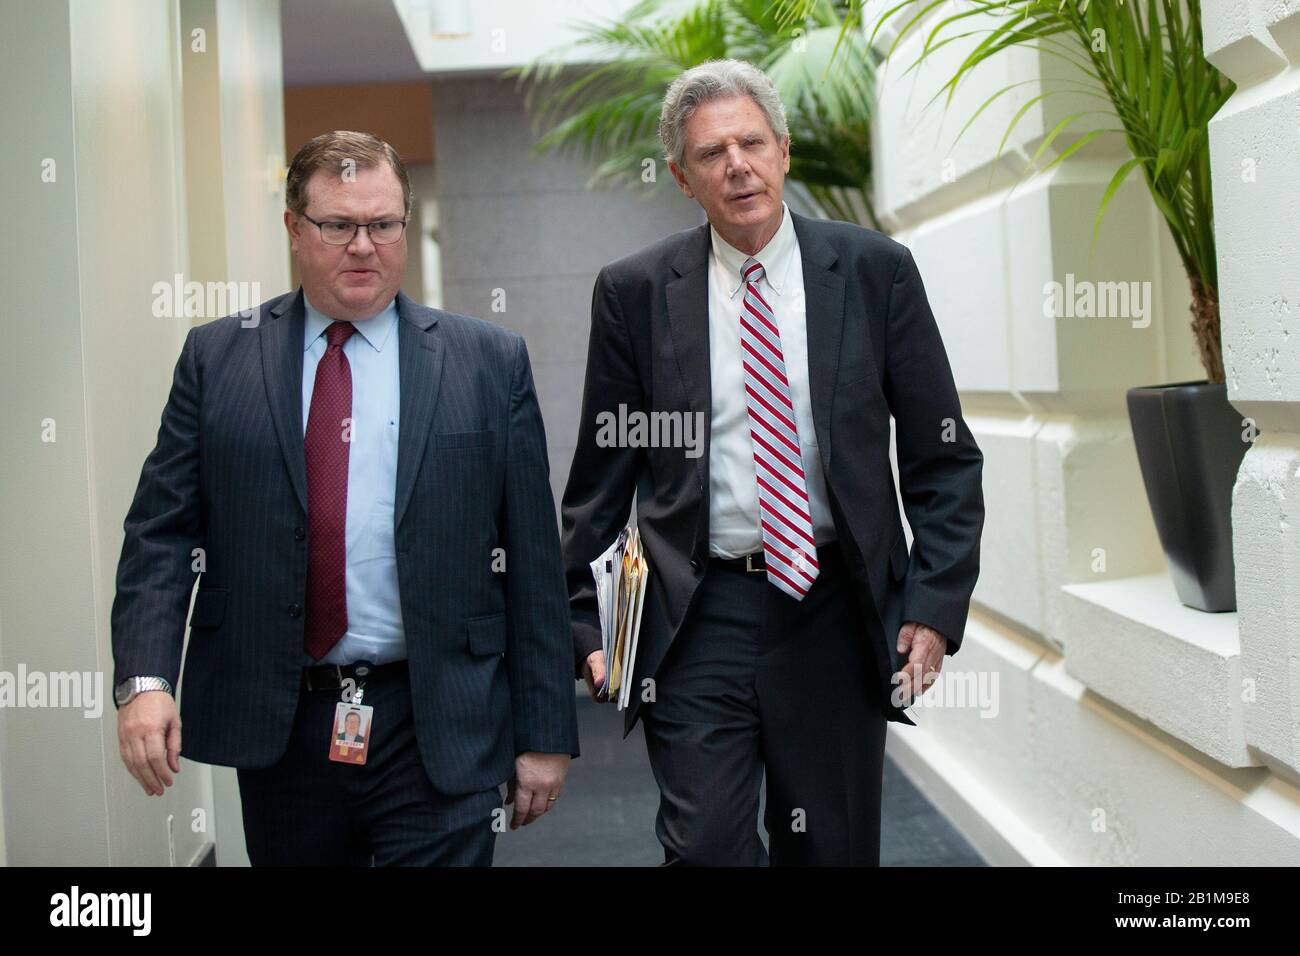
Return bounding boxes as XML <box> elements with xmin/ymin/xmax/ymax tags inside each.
<box><xmin>589</xmin><ymin>526</ymin><xmax>649</xmax><ymax>710</ymax></box>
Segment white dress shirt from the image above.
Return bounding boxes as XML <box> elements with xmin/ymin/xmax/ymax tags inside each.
<box><xmin>706</xmin><ymin>202</ymin><xmax>837</xmax><ymax>558</ymax></box>
<box><xmin>301</xmin><ymin>292</ymin><xmax>405</xmax><ymax>665</ymax></box>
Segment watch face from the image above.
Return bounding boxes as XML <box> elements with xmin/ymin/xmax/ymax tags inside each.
<box><xmin>115</xmin><ymin>681</ymin><xmax>134</xmax><ymax>706</ymax></box>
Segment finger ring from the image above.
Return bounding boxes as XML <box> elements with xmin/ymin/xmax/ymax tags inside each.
<box><xmin>546</xmin><ymin>795</ymin><xmax>558</xmax><ymax>802</ymax></box>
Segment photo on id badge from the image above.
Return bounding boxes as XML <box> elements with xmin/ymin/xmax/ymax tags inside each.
<box><xmin>330</xmin><ymin>701</ymin><xmax>374</xmax><ymax>765</ymax></box>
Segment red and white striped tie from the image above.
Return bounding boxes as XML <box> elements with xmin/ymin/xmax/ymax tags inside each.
<box><xmin>739</xmin><ymin>256</ymin><xmax>819</xmax><ymax>599</ymax></box>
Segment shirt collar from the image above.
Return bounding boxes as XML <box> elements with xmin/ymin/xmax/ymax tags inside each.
<box><xmin>302</xmin><ymin>290</ymin><xmax>399</xmax><ymax>353</ymax></box>
<box><xmin>710</xmin><ymin>201</ymin><xmax>796</xmax><ymax>298</ymax></box>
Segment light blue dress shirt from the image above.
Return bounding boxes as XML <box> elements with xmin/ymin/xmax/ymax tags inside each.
<box><xmin>302</xmin><ymin>292</ymin><xmax>405</xmax><ymax>666</ymax></box>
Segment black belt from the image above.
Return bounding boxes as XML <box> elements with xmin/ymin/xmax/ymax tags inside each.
<box><xmin>302</xmin><ymin>659</ymin><xmax>408</xmax><ymax>692</ymax></box>
<box><xmin>710</xmin><ymin>542</ymin><xmax>841</xmax><ymax>573</ymax></box>
<box><xmin>710</xmin><ymin>551</ymin><xmax>771</xmax><ymax>573</ymax></box>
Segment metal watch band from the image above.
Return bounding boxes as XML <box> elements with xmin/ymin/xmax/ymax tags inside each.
<box><xmin>115</xmin><ymin>675</ymin><xmax>174</xmax><ymax>706</ymax></box>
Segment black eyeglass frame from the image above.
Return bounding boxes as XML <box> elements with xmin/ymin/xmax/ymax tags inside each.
<box><xmin>300</xmin><ymin>212</ymin><xmax>409</xmax><ymax>245</ymax></box>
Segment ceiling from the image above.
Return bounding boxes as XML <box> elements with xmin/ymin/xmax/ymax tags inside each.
<box><xmin>281</xmin><ymin>0</ymin><xmax>638</xmax><ymax>85</ymax></box>
<box><xmin>280</xmin><ymin>0</ymin><xmax>428</xmax><ymax>88</ymax></box>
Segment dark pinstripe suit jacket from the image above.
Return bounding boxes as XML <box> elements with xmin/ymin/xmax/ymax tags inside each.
<box><xmin>111</xmin><ymin>288</ymin><xmax>579</xmax><ymax>794</ymax></box>
<box><xmin>561</xmin><ymin>212</ymin><xmax>984</xmax><ymax>735</ymax></box>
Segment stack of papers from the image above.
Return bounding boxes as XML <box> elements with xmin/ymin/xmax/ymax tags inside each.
<box><xmin>589</xmin><ymin>525</ymin><xmax>650</xmax><ymax>710</ymax></box>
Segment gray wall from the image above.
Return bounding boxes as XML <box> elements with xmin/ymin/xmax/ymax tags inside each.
<box><xmin>430</xmin><ymin>76</ymin><xmax>702</xmax><ymax>505</ymax></box>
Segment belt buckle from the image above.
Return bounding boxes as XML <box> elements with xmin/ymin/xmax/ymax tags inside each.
<box><xmin>745</xmin><ymin>552</ymin><xmax>761</xmax><ymax>573</ymax></box>
<box><xmin>305</xmin><ymin>664</ymin><xmax>345</xmax><ymax>692</ymax></box>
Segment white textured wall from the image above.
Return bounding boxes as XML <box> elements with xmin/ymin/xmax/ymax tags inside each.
<box><xmin>872</xmin><ymin>0</ymin><xmax>1300</xmax><ymax>864</ymax></box>
<box><xmin>1204</xmin><ymin>0</ymin><xmax>1300</xmax><ymax>782</ymax></box>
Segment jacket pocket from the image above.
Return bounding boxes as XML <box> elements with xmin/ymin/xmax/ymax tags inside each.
<box><xmin>188</xmin><ymin>588</ymin><xmax>228</xmax><ymax>629</ymax></box>
<box><xmin>464</xmin><ymin>612</ymin><xmax>507</xmax><ymax>656</ymax></box>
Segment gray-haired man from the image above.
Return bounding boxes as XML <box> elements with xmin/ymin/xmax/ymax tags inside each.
<box><xmin>561</xmin><ymin>59</ymin><xmax>983</xmax><ymax>865</ymax></box>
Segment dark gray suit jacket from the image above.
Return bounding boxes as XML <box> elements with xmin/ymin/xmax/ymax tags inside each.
<box><xmin>111</xmin><ymin>288</ymin><xmax>579</xmax><ymax>794</ymax></box>
<box><xmin>560</xmin><ymin>211</ymin><xmax>984</xmax><ymax>734</ymax></box>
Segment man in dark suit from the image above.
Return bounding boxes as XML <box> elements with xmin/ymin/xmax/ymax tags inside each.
<box><xmin>561</xmin><ymin>61</ymin><xmax>984</xmax><ymax>865</ymax></box>
<box><xmin>112</xmin><ymin>130</ymin><xmax>578</xmax><ymax>866</ymax></box>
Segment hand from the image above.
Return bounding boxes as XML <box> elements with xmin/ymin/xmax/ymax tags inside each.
<box><xmin>505</xmin><ymin>752</ymin><xmax>570</xmax><ymax>829</ymax></box>
<box><xmin>117</xmin><ymin>691</ymin><xmax>182</xmax><ymax>796</ymax></box>
<box><xmin>582</xmin><ymin>649</ymin><xmax>609</xmax><ymax>702</ymax></box>
<box><xmin>893</xmin><ymin>621</ymin><xmax>947</xmax><ymax>708</ymax></box>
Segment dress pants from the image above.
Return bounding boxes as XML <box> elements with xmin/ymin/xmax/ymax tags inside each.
<box><xmin>236</xmin><ymin>662</ymin><xmax>502</xmax><ymax>866</ymax></box>
<box><xmin>641</xmin><ymin>541</ymin><xmax>889</xmax><ymax>866</ymax></box>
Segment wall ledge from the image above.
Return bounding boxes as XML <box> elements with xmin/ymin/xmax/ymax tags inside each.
<box><xmin>1060</xmin><ymin>573</ymin><xmax>1250</xmax><ymax>768</ymax></box>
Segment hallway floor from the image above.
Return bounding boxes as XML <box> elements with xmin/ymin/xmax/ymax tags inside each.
<box><xmin>494</xmin><ymin>697</ymin><xmax>987</xmax><ymax>866</ymax></box>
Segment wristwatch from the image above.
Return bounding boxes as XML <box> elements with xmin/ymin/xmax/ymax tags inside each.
<box><xmin>114</xmin><ymin>675</ymin><xmax>174</xmax><ymax>708</ymax></box>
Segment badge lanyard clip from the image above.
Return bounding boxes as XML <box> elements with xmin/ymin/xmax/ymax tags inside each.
<box><xmin>350</xmin><ymin>660</ymin><xmax>373</xmax><ymax>706</ymax></box>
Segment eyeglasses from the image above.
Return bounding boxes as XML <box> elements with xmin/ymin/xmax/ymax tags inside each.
<box><xmin>301</xmin><ymin>213</ymin><xmax>408</xmax><ymax>246</ymax></box>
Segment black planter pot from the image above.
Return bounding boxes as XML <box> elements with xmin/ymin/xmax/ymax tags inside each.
<box><xmin>1125</xmin><ymin>381</ymin><xmax>1249</xmax><ymax>612</ymax></box>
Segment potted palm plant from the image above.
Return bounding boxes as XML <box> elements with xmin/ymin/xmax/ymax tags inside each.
<box><xmin>789</xmin><ymin>0</ymin><xmax>1241</xmax><ymax>610</ymax></box>
<box><xmin>511</xmin><ymin>0</ymin><xmax>883</xmax><ymax>229</ymax></box>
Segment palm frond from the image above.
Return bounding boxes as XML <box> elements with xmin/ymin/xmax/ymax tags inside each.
<box><xmin>512</xmin><ymin>0</ymin><xmax>883</xmax><ymax>229</ymax></box>
<box><xmin>783</xmin><ymin>0</ymin><xmax>1232</xmax><ymax>380</ymax></box>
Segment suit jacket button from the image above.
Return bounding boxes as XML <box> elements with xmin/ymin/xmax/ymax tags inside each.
<box><xmin>293</xmin><ymin>526</ymin><xmax>306</xmax><ymax>541</ymax></box>
<box><xmin>690</xmin><ymin>558</ymin><xmax>701</xmax><ymax>571</ymax></box>
<box><xmin>288</xmin><ymin>603</ymin><xmax>302</xmax><ymax>618</ymax></box>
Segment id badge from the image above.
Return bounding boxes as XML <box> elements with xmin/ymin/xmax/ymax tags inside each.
<box><xmin>329</xmin><ymin>700</ymin><xmax>374</xmax><ymax>765</ymax></box>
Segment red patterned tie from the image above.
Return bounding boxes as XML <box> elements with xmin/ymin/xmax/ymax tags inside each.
<box><xmin>739</xmin><ymin>257</ymin><xmax>820</xmax><ymax>599</ymax></box>
<box><xmin>304</xmin><ymin>320</ymin><xmax>356</xmax><ymax>660</ymax></box>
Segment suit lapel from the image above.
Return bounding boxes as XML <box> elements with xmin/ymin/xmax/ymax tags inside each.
<box><xmin>394</xmin><ymin>290</ymin><xmax>444</xmax><ymax>530</ymax></box>
<box><xmin>260</xmin><ymin>288</ymin><xmax>445</xmax><ymax>527</ymax></box>
<box><xmin>791</xmin><ymin>213</ymin><xmax>845</xmax><ymax>472</ymax></box>
<box><xmin>665</xmin><ymin>223</ymin><xmax>713</xmax><ymax>493</ymax></box>
<box><xmin>663</xmin><ymin>215</ymin><xmax>844</xmax><ymax>535</ymax></box>
<box><xmin>261</xmin><ymin>288</ymin><xmax>309</xmax><ymax>514</ymax></box>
